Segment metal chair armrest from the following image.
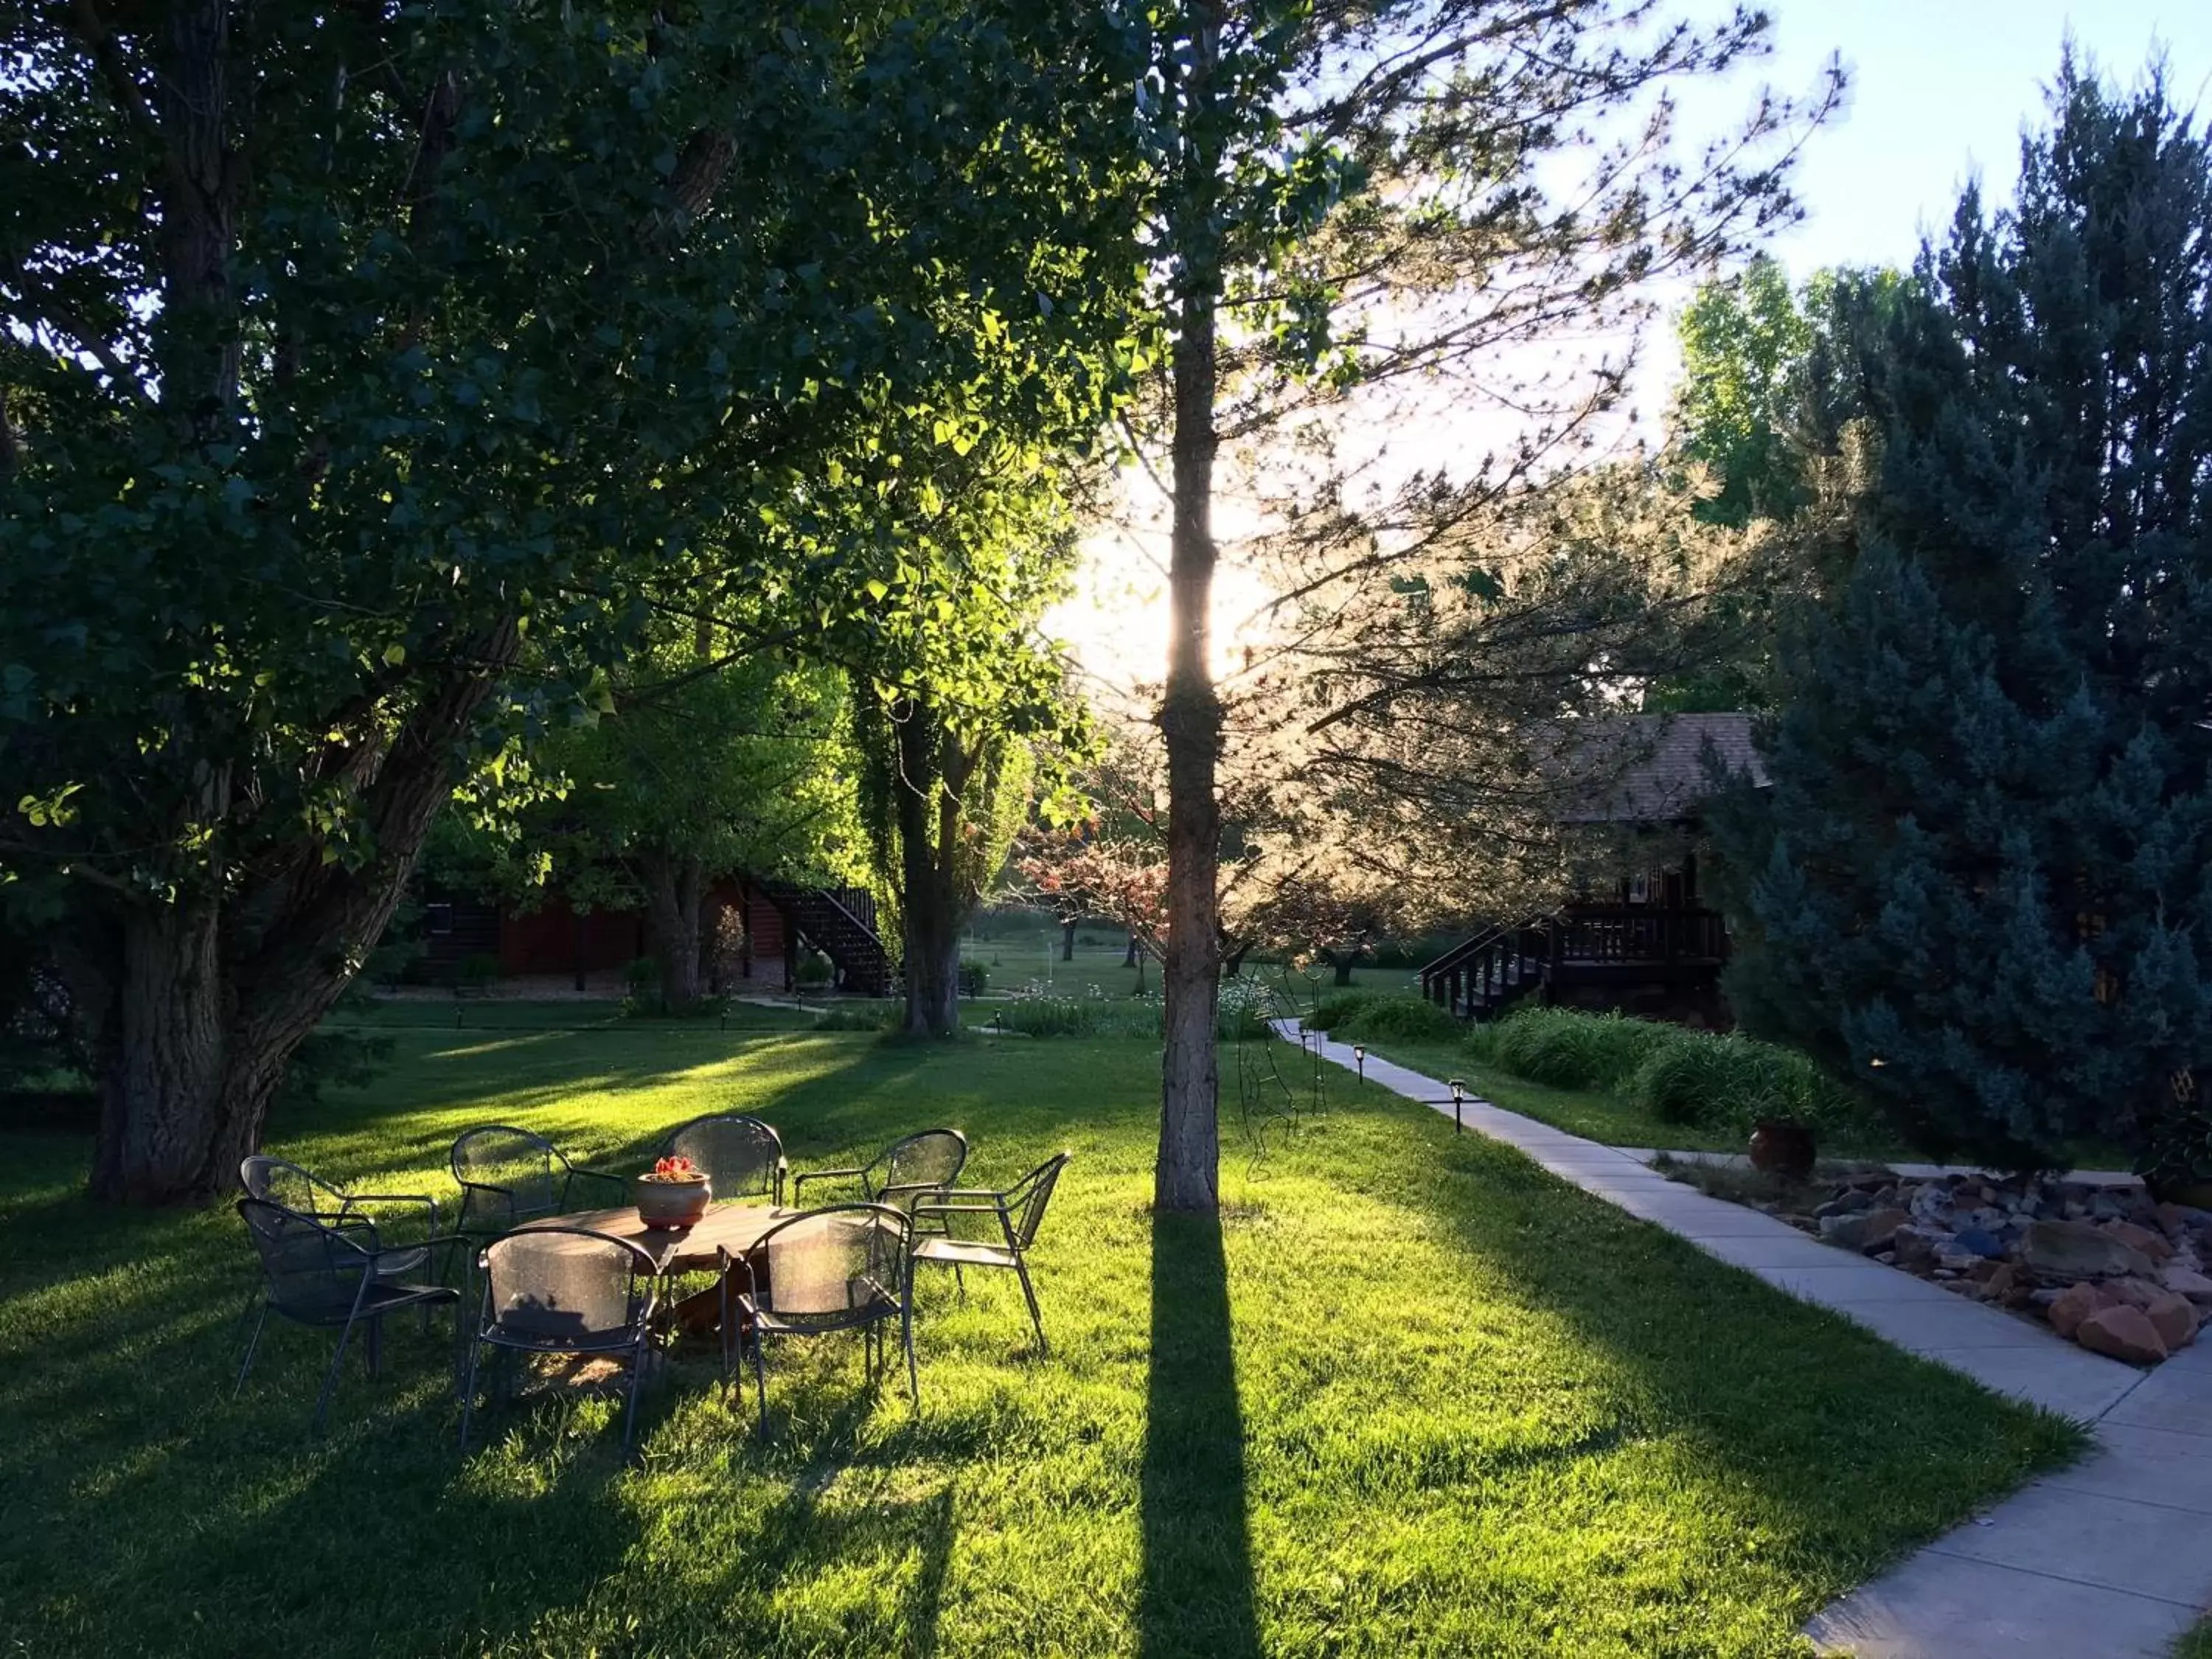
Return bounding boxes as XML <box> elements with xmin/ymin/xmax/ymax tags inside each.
<box><xmin>571</xmin><ymin>1166</ymin><xmax>627</xmax><ymax>1193</ymax></box>
<box><xmin>369</xmin><ymin>1234</ymin><xmax>470</xmax><ymax>1274</ymax></box>
<box><xmin>791</xmin><ymin>1166</ymin><xmax>865</xmax><ymax>1202</ymax></box>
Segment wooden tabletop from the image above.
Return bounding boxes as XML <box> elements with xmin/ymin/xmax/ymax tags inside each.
<box><xmin>518</xmin><ymin>1203</ymin><xmax>794</xmax><ymax>1274</ymax></box>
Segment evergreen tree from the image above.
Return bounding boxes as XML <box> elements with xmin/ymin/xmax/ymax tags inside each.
<box><xmin>1718</xmin><ymin>58</ymin><xmax>2212</xmax><ymax>1171</ymax></box>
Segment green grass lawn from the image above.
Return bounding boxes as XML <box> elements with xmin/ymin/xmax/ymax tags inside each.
<box><xmin>959</xmin><ymin>933</ymin><xmax>1418</xmax><ymax>1007</ymax></box>
<box><xmin>0</xmin><ymin>1026</ymin><xmax>2082</xmax><ymax>1657</ymax></box>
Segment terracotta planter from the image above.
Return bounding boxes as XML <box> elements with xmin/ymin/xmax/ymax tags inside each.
<box><xmin>634</xmin><ymin>1174</ymin><xmax>712</xmax><ymax>1229</ymax></box>
<box><xmin>1748</xmin><ymin>1119</ymin><xmax>1817</xmax><ymax>1183</ymax></box>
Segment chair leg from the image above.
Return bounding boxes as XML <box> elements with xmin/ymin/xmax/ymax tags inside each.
<box><xmin>902</xmin><ymin>1264</ymin><xmax>920</xmax><ymax>1413</ymax></box>
<box><xmin>234</xmin><ymin>1304</ymin><xmax>271</xmax><ymax>1397</ymax></box>
<box><xmin>1014</xmin><ymin>1256</ymin><xmax>1048</xmax><ymax>1358</ymax></box>
<box><xmin>313</xmin><ymin>1315</ymin><xmax>360</xmax><ymax>1434</ymax></box>
<box><xmin>458</xmin><ymin>1336</ymin><xmax>484</xmax><ymax>1450</ymax></box>
<box><xmin>751</xmin><ymin>1333</ymin><xmax>769</xmax><ymax>1440</ymax></box>
<box><xmin>953</xmin><ymin>1262</ymin><xmax>965</xmax><ymax>1304</ymax></box>
<box><xmin>619</xmin><ymin>1336</ymin><xmax>646</xmax><ymax>1463</ymax></box>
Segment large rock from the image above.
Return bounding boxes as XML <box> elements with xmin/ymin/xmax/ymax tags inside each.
<box><xmin>2155</xmin><ymin>1202</ymin><xmax>2212</xmax><ymax>1237</ymax></box>
<box><xmin>1891</xmin><ymin>1225</ymin><xmax>1947</xmax><ymax>1273</ymax></box>
<box><xmin>2105</xmin><ymin>1276</ymin><xmax>2167</xmax><ymax>1311</ymax></box>
<box><xmin>2105</xmin><ymin>1221</ymin><xmax>2175</xmax><ymax>1265</ymax></box>
<box><xmin>1821</xmin><ymin>1206</ymin><xmax>1911</xmax><ymax>1252</ymax></box>
<box><xmin>2047</xmin><ymin>1281</ymin><xmax>2120</xmax><ymax>1340</ymax></box>
<box><xmin>1952</xmin><ymin>1227</ymin><xmax>2006</xmax><ymax>1259</ymax></box>
<box><xmin>2144</xmin><ymin>1293</ymin><xmax>2200</xmax><ymax>1352</ymax></box>
<box><xmin>2022</xmin><ymin>1219</ymin><xmax>2156</xmax><ymax>1282</ymax></box>
<box><xmin>2162</xmin><ymin>1265</ymin><xmax>2212</xmax><ymax>1304</ymax></box>
<box><xmin>2075</xmin><ymin>1305</ymin><xmax>2170</xmax><ymax>1365</ymax></box>
<box><xmin>1977</xmin><ymin>1264</ymin><xmax>2019</xmax><ymax>1302</ymax></box>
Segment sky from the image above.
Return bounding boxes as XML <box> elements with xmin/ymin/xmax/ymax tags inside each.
<box><xmin>1726</xmin><ymin>0</ymin><xmax>2212</xmax><ymax>279</ymax></box>
<box><xmin>1058</xmin><ymin>2</ymin><xmax>2212</xmax><ymax>686</ymax></box>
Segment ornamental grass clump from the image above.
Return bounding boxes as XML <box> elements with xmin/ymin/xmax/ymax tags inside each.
<box><xmin>1627</xmin><ymin>1032</ymin><xmax>1863</xmax><ymax>1135</ymax></box>
<box><xmin>1338</xmin><ymin>995</ymin><xmax>1463</xmax><ymax>1045</ymax></box>
<box><xmin>1472</xmin><ymin>1009</ymin><xmax>1679</xmax><ymax>1091</ymax></box>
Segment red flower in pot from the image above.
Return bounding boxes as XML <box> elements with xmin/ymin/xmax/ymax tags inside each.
<box><xmin>635</xmin><ymin>1154</ymin><xmax>712</xmax><ymax>1228</ymax></box>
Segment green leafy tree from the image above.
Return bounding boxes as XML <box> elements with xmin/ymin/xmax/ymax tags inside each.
<box><xmin>841</xmin><ymin>433</ymin><xmax>1096</xmax><ymax>1037</ymax></box>
<box><xmin>1674</xmin><ymin>255</ymin><xmax>1816</xmax><ymax>527</ymax></box>
<box><xmin>1652</xmin><ymin>259</ymin><xmax>1907</xmax><ymax>711</ymax></box>
<box><xmin>0</xmin><ymin>0</ymin><xmax>1141</xmax><ymax>1201</ymax></box>
<box><xmin>494</xmin><ymin>644</ymin><xmax>863</xmax><ymax>1011</ymax></box>
<box><xmin>1715</xmin><ymin>59</ymin><xmax>2212</xmax><ymax>1170</ymax></box>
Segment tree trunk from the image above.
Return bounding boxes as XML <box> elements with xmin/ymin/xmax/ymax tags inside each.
<box><xmin>1332</xmin><ymin>955</ymin><xmax>1355</xmax><ymax>987</ymax></box>
<box><xmin>1062</xmin><ymin>917</ymin><xmax>1078</xmax><ymax>961</ymax></box>
<box><xmin>1124</xmin><ymin>932</ymin><xmax>1141</xmax><ymax>968</ymax></box>
<box><xmin>82</xmin><ymin>647</ymin><xmax>509</xmax><ymax>1204</ymax></box>
<box><xmin>641</xmin><ymin>850</ymin><xmax>707</xmax><ymax>1009</ymax></box>
<box><xmin>1155</xmin><ymin>4</ymin><xmax>1227</xmax><ymax>1216</ymax></box>
<box><xmin>892</xmin><ymin>706</ymin><xmax>966</xmax><ymax>1037</ymax></box>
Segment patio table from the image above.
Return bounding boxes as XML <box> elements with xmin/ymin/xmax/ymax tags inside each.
<box><xmin>516</xmin><ymin>1203</ymin><xmax>795</xmax><ymax>1335</ymax></box>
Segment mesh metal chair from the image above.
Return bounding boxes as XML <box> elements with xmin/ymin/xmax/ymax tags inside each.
<box><xmin>234</xmin><ymin>1199</ymin><xmax>460</xmax><ymax>1432</ymax></box>
<box><xmin>659</xmin><ymin>1114</ymin><xmax>786</xmax><ymax>1206</ymax></box>
<box><xmin>791</xmin><ymin>1128</ymin><xmax>968</xmax><ymax>1216</ymax></box>
<box><xmin>449</xmin><ymin>1126</ymin><xmax>626</xmax><ymax>1233</ymax></box>
<box><xmin>239</xmin><ymin>1155</ymin><xmax>442</xmax><ymax>1280</ymax></box>
<box><xmin>719</xmin><ymin>1203</ymin><xmax>916</xmax><ymax>1435</ymax></box>
<box><xmin>459</xmin><ymin>1227</ymin><xmax>661</xmax><ymax>1460</ymax></box>
<box><xmin>909</xmin><ymin>1152</ymin><xmax>1070</xmax><ymax>1356</ymax></box>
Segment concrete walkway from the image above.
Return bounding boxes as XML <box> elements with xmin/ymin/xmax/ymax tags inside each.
<box><xmin>1283</xmin><ymin>1023</ymin><xmax>2212</xmax><ymax>1657</ymax></box>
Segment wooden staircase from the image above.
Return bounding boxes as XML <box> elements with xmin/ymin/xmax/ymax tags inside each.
<box><xmin>1420</xmin><ymin>906</ymin><xmax>1731</xmax><ymax>1023</ymax></box>
<box><xmin>1419</xmin><ymin>919</ymin><xmax>1554</xmax><ymax>1022</ymax></box>
<box><xmin>757</xmin><ymin>880</ymin><xmax>892</xmax><ymax>997</ymax></box>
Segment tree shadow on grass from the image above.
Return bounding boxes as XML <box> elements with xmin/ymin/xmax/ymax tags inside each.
<box><xmin>1138</xmin><ymin>1209</ymin><xmax>1261</xmax><ymax>1659</ymax></box>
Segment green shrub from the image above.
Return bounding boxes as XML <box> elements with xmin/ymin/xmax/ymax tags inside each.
<box><xmin>1627</xmin><ymin>1032</ymin><xmax>1863</xmax><ymax>1133</ymax></box>
<box><xmin>456</xmin><ymin>951</ymin><xmax>502</xmax><ymax>989</ymax></box>
<box><xmin>1476</xmin><ymin>1009</ymin><xmax>1679</xmax><ymax>1091</ymax></box>
<box><xmin>1339</xmin><ymin>995</ymin><xmax>1462</xmax><ymax>1044</ymax></box>
<box><xmin>794</xmin><ymin>950</ymin><xmax>832</xmax><ymax>990</ymax></box>
<box><xmin>956</xmin><ymin>961</ymin><xmax>990</xmax><ymax>997</ymax></box>
<box><xmin>1306</xmin><ymin>990</ymin><xmax>1381</xmax><ymax>1032</ymax></box>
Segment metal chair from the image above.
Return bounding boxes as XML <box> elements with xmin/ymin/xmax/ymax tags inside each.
<box><xmin>239</xmin><ymin>1154</ymin><xmax>442</xmax><ymax>1280</ymax></box>
<box><xmin>659</xmin><ymin>1113</ymin><xmax>786</xmax><ymax>1206</ymax></box>
<box><xmin>908</xmin><ymin>1152</ymin><xmax>1070</xmax><ymax>1356</ymax></box>
<box><xmin>233</xmin><ymin>1199</ymin><xmax>460</xmax><ymax>1432</ymax></box>
<box><xmin>448</xmin><ymin>1125</ymin><xmax>626</xmax><ymax>1233</ymax></box>
<box><xmin>719</xmin><ymin>1203</ymin><xmax>916</xmax><ymax>1436</ymax></box>
<box><xmin>791</xmin><ymin>1128</ymin><xmax>967</xmax><ymax>1216</ymax></box>
<box><xmin>459</xmin><ymin>1227</ymin><xmax>661</xmax><ymax>1461</ymax></box>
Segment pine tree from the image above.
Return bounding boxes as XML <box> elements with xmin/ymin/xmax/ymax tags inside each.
<box><xmin>1717</xmin><ymin>58</ymin><xmax>2212</xmax><ymax>1171</ymax></box>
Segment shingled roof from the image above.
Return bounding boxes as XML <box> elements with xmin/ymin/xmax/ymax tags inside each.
<box><xmin>1548</xmin><ymin>712</ymin><xmax>1767</xmax><ymax>824</ymax></box>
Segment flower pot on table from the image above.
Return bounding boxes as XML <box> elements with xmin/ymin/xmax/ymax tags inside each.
<box><xmin>634</xmin><ymin>1175</ymin><xmax>712</xmax><ymax>1229</ymax></box>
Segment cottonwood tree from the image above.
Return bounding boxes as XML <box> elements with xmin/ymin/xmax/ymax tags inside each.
<box><xmin>1714</xmin><ymin>60</ymin><xmax>2212</xmax><ymax>1171</ymax></box>
<box><xmin>1127</xmin><ymin>0</ymin><xmax>1834</xmax><ymax>1211</ymax></box>
<box><xmin>843</xmin><ymin>445</ymin><xmax>1097</xmax><ymax>1038</ymax></box>
<box><xmin>0</xmin><ymin>1</ymin><xmax>1141</xmax><ymax>1201</ymax></box>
